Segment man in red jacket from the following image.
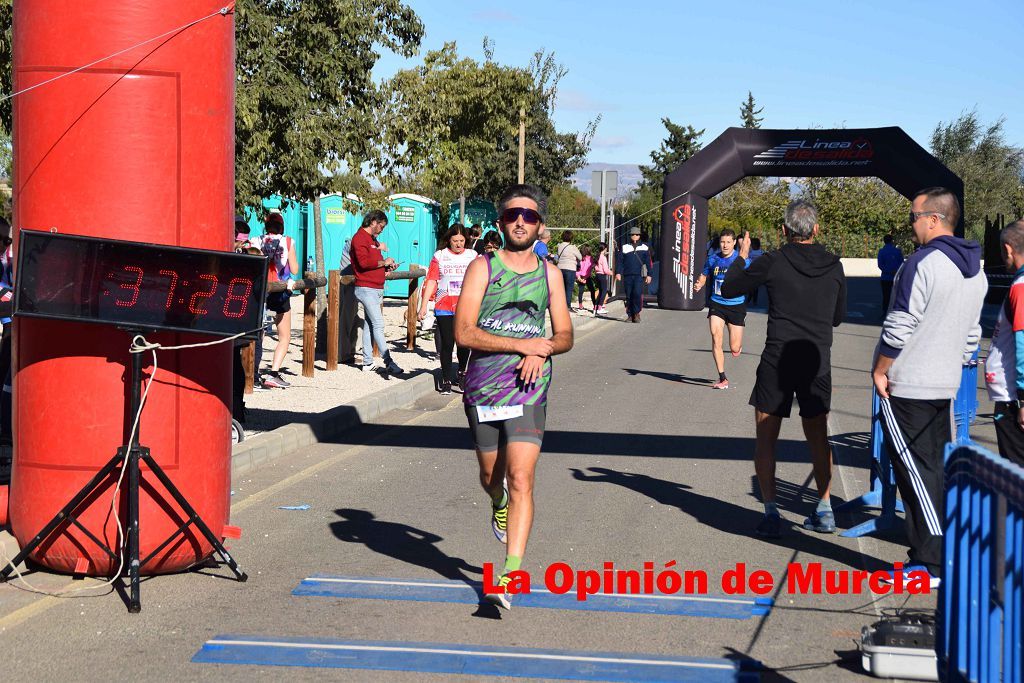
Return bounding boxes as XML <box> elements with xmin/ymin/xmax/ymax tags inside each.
<box><xmin>352</xmin><ymin>210</ymin><xmax>403</xmax><ymax>377</ymax></box>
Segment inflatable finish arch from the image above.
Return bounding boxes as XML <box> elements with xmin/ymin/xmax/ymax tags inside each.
<box><xmin>658</xmin><ymin>127</ymin><xmax>963</xmax><ymax>311</ymax></box>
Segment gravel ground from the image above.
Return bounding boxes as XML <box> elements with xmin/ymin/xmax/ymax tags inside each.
<box><xmin>241</xmin><ymin>294</ymin><xmax>625</xmax><ymax>438</ymax></box>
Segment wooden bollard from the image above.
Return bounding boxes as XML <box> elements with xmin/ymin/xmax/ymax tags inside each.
<box><xmin>339</xmin><ymin>274</ymin><xmax>357</xmax><ymax>363</ymax></box>
<box><xmin>326</xmin><ymin>270</ymin><xmax>340</xmax><ymax>371</ymax></box>
<box><xmin>406</xmin><ymin>263</ymin><xmax>419</xmax><ymax>351</ymax></box>
<box><xmin>302</xmin><ymin>272</ymin><xmax>316</xmax><ymax>378</ymax></box>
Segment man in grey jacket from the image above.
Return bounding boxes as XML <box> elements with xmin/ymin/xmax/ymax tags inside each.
<box><xmin>871</xmin><ymin>187</ymin><xmax>986</xmax><ymax>587</ymax></box>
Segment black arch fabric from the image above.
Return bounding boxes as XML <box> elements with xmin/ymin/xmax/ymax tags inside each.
<box><xmin>658</xmin><ymin>127</ymin><xmax>963</xmax><ymax>311</ymax></box>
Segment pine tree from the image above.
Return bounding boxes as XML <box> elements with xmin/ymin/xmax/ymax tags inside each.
<box><xmin>638</xmin><ymin>118</ymin><xmax>704</xmax><ymax>191</ymax></box>
<box><xmin>739</xmin><ymin>91</ymin><xmax>764</xmax><ymax>129</ymax></box>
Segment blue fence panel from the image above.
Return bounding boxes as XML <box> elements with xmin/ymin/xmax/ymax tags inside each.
<box><xmin>939</xmin><ymin>443</ymin><xmax>1024</xmax><ymax>682</ymax></box>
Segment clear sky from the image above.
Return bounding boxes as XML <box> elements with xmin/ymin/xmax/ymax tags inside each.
<box><xmin>373</xmin><ymin>0</ymin><xmax>1024</xmax><ymax>166</ymax></box>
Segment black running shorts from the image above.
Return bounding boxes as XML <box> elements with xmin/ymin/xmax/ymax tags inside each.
<box><xmin>266</xmin><ymin>291</ymin><xmax>291</xmax><ymax>314</ymax></box>
<box><xmin>464</xmin><ymin>404</ymin><xmax>547</xmax><ymax>452</ymax></box>
<box><xmin>707</xmin><ymin>299</ymin><xmax>746</xmax><ymax>327</ymax></box>
<box><xmin>749</xmin><ymin>360</ymin><xmax>831</xmax><ymax>418</ymax></box>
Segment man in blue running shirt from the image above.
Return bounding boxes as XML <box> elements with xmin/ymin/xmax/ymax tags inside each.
<box><xmin>694</xmin><ymin>228</ymin><xmax>750</xmax><ymax>389</ymax></box>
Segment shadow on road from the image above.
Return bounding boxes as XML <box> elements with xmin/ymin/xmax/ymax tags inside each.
<box><xmin>623</xmin><ymin>367</ymin><xmax>713</xmax><ymax>386</ymax></box>
<box><xmin>315</xmin><ymin>421</ymin><xmax>868</xmax><ymax>468</ymax></box>
<box><xmin>569</xmin><ymin>467</ymin><xmax>887</xmax><ymax>571</ymax></box>
<box><xmin>329</xmin><ymin>508</ymin><xmax>482</xmax><ymax>583</ymax></box>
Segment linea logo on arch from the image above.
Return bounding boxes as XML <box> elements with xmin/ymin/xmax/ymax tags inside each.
<box><xmin>671</xmin><ymin>203</ymin><xmax>695</xmax><ymax>294</ymax></box>
<box><xmin>753</xmin><ymin>137</ymin><xmax>875</xmax><ymax>164</ymax></box>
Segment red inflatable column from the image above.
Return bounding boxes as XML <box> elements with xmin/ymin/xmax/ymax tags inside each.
<box><xmin>9</xmin><ymin>1</ymin><xmax>235</xmax><ymax>574</ymax></box>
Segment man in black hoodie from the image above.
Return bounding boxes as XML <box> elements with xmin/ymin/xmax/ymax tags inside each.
<box><xmin>721</xmin><ymin>200</ymin><xmax>846</xmax><ymax>538</ymax></box>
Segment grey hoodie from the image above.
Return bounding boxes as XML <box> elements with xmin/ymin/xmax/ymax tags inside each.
<box><xmin>876</xmin><ymin>235</ymin><xmax>987</xmax><ymax>400</ymax></box>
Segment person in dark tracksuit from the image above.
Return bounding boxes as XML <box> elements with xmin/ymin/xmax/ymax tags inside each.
<box><xmin>871</xmin><ymin>187</ymin><xmax>986</xmax><ymax>588</ymax></box>
<box><xmin>615</xmin><ymin>227</ymin><xmax>652</xmax><ymax>323</ymax></box>
<box><xmin>876</xmin><ymin>234</ymin><xmax>903</xmax><ymax>313</ymax></box>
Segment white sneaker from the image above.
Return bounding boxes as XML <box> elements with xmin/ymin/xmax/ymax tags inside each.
<box><xmin>362</xmin><ymin>363</ymin><xmax>380</xmax><ymax>373</ymax></box>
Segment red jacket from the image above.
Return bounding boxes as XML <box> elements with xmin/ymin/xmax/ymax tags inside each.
<box><xmin>352</xmin><ymin>228</ymin><xmax>386</xmax><ymax>289</ymax></box>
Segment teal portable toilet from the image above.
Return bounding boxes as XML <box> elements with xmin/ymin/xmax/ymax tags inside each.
<box><xmin>385</xmin><ymin>193</ymin><xmax>440</xmax><ymax>298</ymax></box>
<box><xmin>448</xmin><ymin>198</ymin><xmax>497</xmax><ymax>232</ymax></box>
<box><xmin>308</xmin><ymin>193</ymin><xmax>363</xmax><ymax>273</ymax></box>
<box><xmin>244</xmin><ymin>195</ymin><xmax>309</xmax><ymax>274</ymax></box>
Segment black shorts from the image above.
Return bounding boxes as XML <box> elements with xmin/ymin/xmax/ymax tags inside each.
<box><xmin>749</xmin><ymin>361</ymin><xmax>831</xmax><ymax>418</ymax></box>
<box><xmin>464</xmin><ymin>404</ymin><xmax>547</xmax><ymax>452</ymax></box>
<box><xmin>266</xmin><ymin>291</ymin><xmax>291</xmax><ymax>314</ymax></box>
<box><xmin>707</xmin><ymin>299</ymin><xmax>746</xmax><ymax>327</ymax></box>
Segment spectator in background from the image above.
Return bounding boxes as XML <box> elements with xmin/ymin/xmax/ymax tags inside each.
<box><xmin>419</xmin><ymin>224</ymin><xmax>477</xmax><ymax>394</ymax></box>
<box><xmin>554</xmin><ymin>230</ymin><xmax>583</xmax><ymax>310</ymax></box>
<box><xmin>254</xmin><ymin>213</ymin><xmax>298</xmax><ymax>389</ymax></box>
<box><xmin>877</xmin><ymin>234</ymin><xmax>904</xmax><ymax>313</ymax></box>
<box><xmin>871</xmin><ymin>187</ymin><xmax>986</xmax><ymax>587</ymax></box>
<box><xmin>352</xmin><ymin>210</ymin><xmax>404</xmax><ymax>377</ymax></box>
<box><xmin>985</xmin><ymin>219</ymin><xmax>1024</xmax><ymax>468</ymax></box>
<box><xmin>467</xmin><ymin>224</ymin><xmax>483</xmax><ymax>252</ymax></box>
<box><xmin>234</xmin><ymin>215</ymin><xmax>251</xmax><ymax>248</ymax></box>
<box><xmin>533</xmin><ymin>226</ymin><xmax>552</xmax><ymax>262</ymax></box>
<box><xmin>592</xmin><ymin>241</ymin><xmax>612</xmax><ymax>316</ymax></box>
<box><xmin>616</xmin><ymin>227</ymin><xmax>653</xmax><ymax>323</ymax></box>
<box><xmin>575</xmin><ymin>245</ymin><xmax>597</xmax><ymax>313</ymax></box>
<box><xmin>478</xmin><ymin>230</ymin><xmax>503</xmax><ymax>255</ymax></box>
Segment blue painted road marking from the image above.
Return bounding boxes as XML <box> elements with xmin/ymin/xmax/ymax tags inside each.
<box><xmin>193</xmin><ymin>634</ymin><xmax>762</xmax><ymax>682</ymax></box>
<box><xmin>293</xmin><ymin>575</ymin><xmax>772</xmax><ymax>619</ymax></box>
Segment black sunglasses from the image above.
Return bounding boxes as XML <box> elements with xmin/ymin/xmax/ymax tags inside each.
<box><xmin>500</xmin><ymin>207</ymin><xmax>542</xmax><ymax>225</ymax></box>
<box><xmin>909</xmin><ymin>210</ymin><xmax>945</xmax><ymax>225</ymax></box>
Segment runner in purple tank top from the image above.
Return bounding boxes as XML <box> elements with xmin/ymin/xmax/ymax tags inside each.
<box><xmin>455</xmin><ymin>184</ymin><xmax>574</xmax><ymax>610</ymax></box>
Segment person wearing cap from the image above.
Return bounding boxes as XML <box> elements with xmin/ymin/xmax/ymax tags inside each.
<box><xmin>615</xmin><ymin>227</ymin><xmax>652</xmax><ymax>323</ymax></box>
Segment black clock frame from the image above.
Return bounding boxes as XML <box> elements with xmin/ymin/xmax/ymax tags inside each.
<box><xmin>13</xmin><ymin>229</ymin><xmax>268</xmax><ymax>338</ymax></box>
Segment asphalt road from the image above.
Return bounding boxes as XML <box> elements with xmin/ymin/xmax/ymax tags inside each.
<box><xmin>1</xmin><ymin>277</ymin><xmax>992</xmax><ymax>682</ymax></box>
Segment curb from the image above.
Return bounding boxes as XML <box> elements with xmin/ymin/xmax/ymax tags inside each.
<box><xmin>230</xmin><ymin>372</ymin><xmax>436</xmax><ymax>479</ymax></box>
<box><xmin>229</xmin><ymin>307</ymin><xmax>613</xmax><ymax>479</ymax></box>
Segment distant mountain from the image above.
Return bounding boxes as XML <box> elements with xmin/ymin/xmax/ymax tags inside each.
<box><xmin>573</xmin><ymin>163</ymin><xmax>642</xmax><ymax>201</ymax></box>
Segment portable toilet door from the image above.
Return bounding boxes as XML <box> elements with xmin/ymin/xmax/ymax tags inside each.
<box><xmin>447</xmin><ymin>198</ymin><xmax>498</xmax><ymax>232</ymax></box>
<box><xmin>385</xmin><ymin>193</ymin><xmax>440</xmax><ymax>298</ymax></box>
<box><xmin>311</xmin><ymin>193</ymin><xmax>363</xmax><ymax>274</ymax></box>
<box><xmin>244</xmin><ymin>195</ymin><xmax>308</xmax><ymax>274</ymax></box>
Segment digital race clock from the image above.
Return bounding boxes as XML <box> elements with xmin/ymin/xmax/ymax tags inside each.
<box><xmin>14</xmin><ymin>230</ymin><xmax>268</xmax><ymax>338</ymax></box>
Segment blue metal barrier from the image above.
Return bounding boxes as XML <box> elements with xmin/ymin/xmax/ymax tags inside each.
<box><xmin>836</xmin><ymin>392</ymin><xmax>904</xmax><ymax>538</ymax></box>
<box><xmin>837</xmin><ymin>354</ymin><xmax>979</xmax><ymax>538</ymax></box>
<box><xmin>954</xmin><ymin>351</ymin><xmax>980</xmax><ymax>444</ymax></box>
<box><xmin>938</xmin><ymin>443</ymin><xmax>1023</xmax><ymax>683</ymax></box>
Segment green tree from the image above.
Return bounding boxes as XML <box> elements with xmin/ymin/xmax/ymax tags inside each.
<box><xmin>800</xmin><ymin>177</ymin><xmax>911</xmax><ymax>257</ymax></box>
<box><xmin>546</xmin><ymin>184</ymin><xmax>600</xmax><ymax>234</ymax></box>
<box><xmin>739</xmin><ymin>91</ymin><xmax>763</xmax><ymax>129</ymax></box>
<box><xmin>930</xmin><ymin>110</ymin><xmax>1024</xmax><ymax>240</ymax></box>
<box><xmin>376</xmin><ymin>42</ymin><xmax>595</xmax><ymax>208</ymax></box>
<box><xmin>236</xmin><ymin>0</ymin><xmax>423</xmax><ymax>213</ymax></box>
<box><xmin>709</xmin><ymin>178</ymin><xmax>791</xmax><ymax>248</ymax></box>
<box><xmin>638</xmin><ymin>118</ymin><xmax>704</xmax><ymax>192</ymax></box>
<box><xmin>616</xmin><ymin>185</ymin><xmax>663</xmax><ymax>239</ymax></box>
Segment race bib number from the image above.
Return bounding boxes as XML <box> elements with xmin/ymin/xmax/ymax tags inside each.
<box><xmin>449</xmin><ymin>279</ymin><xmax>463</xmax><ymax>295</ymax></box>
<box><xmin>713</xmin><ymin>278</ymin><xmax>723</xmax><ymax>296</ymax></box>
<box><xmin>476</xmin><ymin>405</ymin><xmax>524</xmax><ymax>423</ymax></box>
